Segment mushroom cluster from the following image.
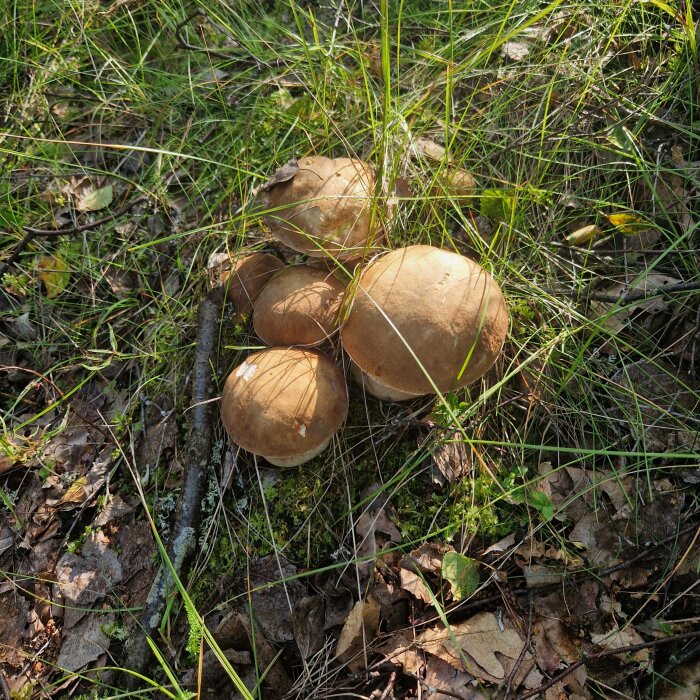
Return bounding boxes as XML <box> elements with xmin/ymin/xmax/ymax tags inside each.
<box><xmin>218</xmin><ymin>150</ymin><xmax>509</xmax><ymax>467</ymax></box>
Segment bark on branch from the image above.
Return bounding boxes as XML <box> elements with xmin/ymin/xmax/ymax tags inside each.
<box><xmin>126</xmin><ymin>287</ymin><xmax>223</xmax><ymax>678</ymax></box>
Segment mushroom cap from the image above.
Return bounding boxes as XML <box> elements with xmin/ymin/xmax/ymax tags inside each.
<box><xmin>221</xmin><ymin>253</ymin><xmax>284</xmax><ymax>313</ymax></box>
<box><xmin>340</xmin><ymin>245</ymin><xmax>508</xmax><ymax>398</ymax></box>
<box><xmin>253</xmin><ymin>265</ymin><xmax>346</xmax><ymax>347</ymax></box>
<box><xmin>258</xmin><ymin>156</ymin><xmax>381</xmax><ymax>260</ymax></box>
<box><xmin>220</xmin><ymin>347</ymin><xmax>348</xmax><ymax>467</ymax></box>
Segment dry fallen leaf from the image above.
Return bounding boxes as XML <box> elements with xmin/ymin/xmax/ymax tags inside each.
<box><xmin>56</xmin><ymin>612</ymin><xmax>113</xmax><ymax>673</ymax></box>
<box><xmin>37</xmin><ymin>255</ymin><xmax>71</xmax><ymax>298</ymax></box>
<box><xmin>417</xmin><ymin>611</ymin><xmax>525</xmax><ymax>680</ymax></box>
<box><xmin>432</xmin><ymin>437</ymin><xmax>473</xmax><ymax>484</ymax></box>
<box><xmin>76</xmin><ymin>183</ymin><xmax>113</xmax><ymax>212</ymax></box>
<box><xmin>501</xmin><ymin>41</ymin><xmax>531</xmax><ymax>61</ymax></box>
<box><xmin>590</xmin><ymin>624</ymin><xmax>650</xmax><ymax>666</ymax></box>
<box><xmin>335</xmin><ymin>595</ymin><xmax>381</xmax><ymax>669</ymax></box>
<box><xmin>655</xmin><ymin>660</ymin><xmax>700</xmax><ymax>700</ymax></box>
<box><xmin>355</xmin><ymin>494</ymin><xmax>402</xmax><ymax>576</ymax></box>
<box><xmin>399</xmin><ymin>567</ymin><xmax>434</xmax><ymax>604</ymax></box>
<box><xmin>247</xmin><ymin>555</ymin><xmax>305</xmax><ymax>644</ymax></box>
<box><xmin>292</xmin><ymin>596</ymin><xmax>326</xmax><ymax>659</ymax></box>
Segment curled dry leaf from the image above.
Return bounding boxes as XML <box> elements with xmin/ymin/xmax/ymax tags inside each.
<box><xmin>292</xmin><ymin>596</ymin><xmax>326</xmax><ymax>659</ymax></box>
<box><xmin>355</xmin><ymin>498</ymin><xmax>402</xmax><ymax>577</ymax></box>
<box><xmin>565</xmin><ymin>224</ymin><xmax>602</xmax><ymax>246</ymax></box>
<box><xmin>399</xmin><ymin>567</ymin><xmax>434</xmax><ymax>604</ymax></box>
<box><xmin>432</xmin><ymin>436</ymin><xmax>472</xmax><ymax>485</ymax></box>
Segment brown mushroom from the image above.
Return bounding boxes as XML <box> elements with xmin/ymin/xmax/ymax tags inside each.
<box><xmin>219</xmin><ymin>252</ymin><xmax>284</xmax><ymax>313</ymax></box>
<box><xmin>220</xmin><ymin>347</ymin><xmax>348</xmax><ymax>467</ymax></box>
<box><xmin>253</xmin><ymin>265</ymin><xmax>346</xmax><ymax>347</ymax></box>
<box><xmin>340</xmin><ymin>245</ymin><xmax>508</xmax><ymax>400</ymax></box>
<box><xmin>256</xmin><ymin>156</ymin><xmax>382</xmax><ymax>260</ymax></box>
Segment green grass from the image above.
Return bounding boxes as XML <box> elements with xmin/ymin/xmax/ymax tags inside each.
<box><xmin>1</xmin><ymin>0</ymin><xmax>699</xmax><ymax>697</ymax></box>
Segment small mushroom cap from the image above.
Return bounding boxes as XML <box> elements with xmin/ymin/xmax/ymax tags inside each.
<box><xmin>340</xmin><ymin>245</ymin><xmax>508</xmax><ymax>398</ymax></box>
<box><xmin>253</xmin><ymin>265</ymin><xmax>346</xmax><ymax>347</ymax></box>
<box><xmin>220</xmin><ymin>347</ymin><xmax>348</xmax><ymax>467</ymax></box>
<box><xmin>257</xmin><ymin>156</ymin><xmax>381</xmax><ymax>260</ymax></box>
<box><xmin>221</xmin><ymin>253</ymin><xmax>284</xmax><ymax>313</ymax></box>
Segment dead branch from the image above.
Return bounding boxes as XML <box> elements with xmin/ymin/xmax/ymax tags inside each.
<box><xmin>174</xmin><ymin>9</ymin><xmax>259</xmax><ymax>66</ymax></box>
<box><xmin>125</xmin><ymin>286</ymin><xmax>224</xmax><ymax>678</ymax></box>
<box><xmin>584</xmin><ymin>279</ymin><xmax>700</xmax><ymax>303</ymax></box>
<box><xmin>0</xmin><ymin>194</ymin><xmax>148</xmax><ymax>278</ymax></box>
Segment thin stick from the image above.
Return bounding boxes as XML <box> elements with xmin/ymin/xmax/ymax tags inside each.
<box><xmin>584</xmin><ymin>280</ymin><xmax>700</xmax><ymax>304</ymax></box>
<box><xmin>543</xmin><ymin>280</ymin><xmax>700</xmax><ymax>304</ymax></box>
<box><xmin>125</xmin><ymin>286</ymin><xmax>223</xmax><ymax>677</ymax></box>
<box><xmin>0</xmin><ymin>194</ymin><xmax>148</xmax><ymax>278</ymax></box>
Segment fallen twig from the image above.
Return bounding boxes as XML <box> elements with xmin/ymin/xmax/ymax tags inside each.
<box><xmin>0</xmin><ymin>194</ymin><xmax>148</xmax><ymax>278</ymax></box>
<box><xmin>584</xmin><ymin>279</ymin><xmax>700</xmax><ymax>304</ymax></box>
<box><xmin>126</xmin><ymin>286</ymin><xmax>224</xmax><ymax>677</ymax></box>
<box><xmin>515</xmin><ymin>629</ymin><xmax>700</xmax><ymax>700</ymax></box>
<box><xmin>175</xmin><ymin>9</ymin><xmax>260</xmax><ymax>66</ymax></box>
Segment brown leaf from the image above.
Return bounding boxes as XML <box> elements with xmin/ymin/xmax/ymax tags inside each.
<box><xmin>292</xmin><ymin>596</ymin><xmax>326</xmax><ymax>659</ymax></box>
<box><xmin>590</xmin><ymin>273</ymin><xmax>682</xmax><ymax>334</ymax></box>
<box><xmin>0</xmin><ymin>592</ymin><xmax>30</xmax><ymax>669</ymax></box>
<box><xmin>399</xmin><ymin>567</ymin><xmax>434</xmax><ymax>604</ymax></box>
<box><xmin>405</xmin><ymin>542</ymin><xmax>453</xmax><ymax>575</ymax></box>
<box><xmin>655</xmin><ymin>660</ymin><xmax>700</xmax><ymax>700</ymax></box>
<box><xmin>257</xmin><ymin>159</ymin><xmax>299</xmax><ymax>193</ymax></box>
<box><xmin>248</xmin><ymin>555</ymin><xmax>306</xmax><ymax>643</ymax></box>
<box><xmin>432</xmin><ymin>438</ymin><xmax>472</xmax><ymax>484</ymax></box>
<box><xmin>422</xmin><ymin>655</ymin><xmax>487</xmax><ymax>698</ymax></box>
<box><xmin>355</xmin><ymin>499</ymin><xmax>402</xmax><ymax>577</ymax></box>
<box><xmin>56</xmin><ymin>612</ymin><xmax>113</xmax><ymax>672</ymax></box>
<box><xmin>53</xmin><ymin>530</ymin><xmax>123</xmax><ymax>629</ymax></box>
<box><xmin>417</xmin><ymin>611</ymin><xmax>526</xmax><ymax>680</ymax></box>
<box><xmin>335</xmin><ymin>595</ymin><xmax>381</xmax><ymax>669</ymax></box>
<box><xmin>533</xmin><ymin>590</ymin><xmax>584</xmax><ymax>667</ymax></box>
<box><xmin>590</xmin><ymin>625</ymin><xmax>650</xmax><ymax>666</ymax></box>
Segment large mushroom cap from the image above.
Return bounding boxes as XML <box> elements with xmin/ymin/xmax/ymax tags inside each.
<box><xmin>257</xmin><ymin>156</ymin><xmax>381</xmax><ymax>260</ymax></box>
<box><xmin>340</xmin><ymin>245</ymin><xmax>508</xmax><ymax>400</ymax></box>
<box><xmin>220</xmin><ymin>347</ymin><xmax>348</xmax><ymax>467</ymax></box>
<box><xmin>253</xmin><ymin>265</ymin><xmax>346</xmax><ymax>347</ymax></box>
<box><xmin>220</xmin><ymin>253</ymin><xmax>284</xmax><ymax>313</ymax></box>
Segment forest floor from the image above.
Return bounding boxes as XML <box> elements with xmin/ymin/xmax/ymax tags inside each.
<box><xmin>1</xmin><ymin>1</ymin><xmax>699</xmax><ymax>698</ymax></box>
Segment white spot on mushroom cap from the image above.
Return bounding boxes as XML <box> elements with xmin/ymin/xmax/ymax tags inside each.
<box><xmin>298</xmin><ymin>424</ymin><xmax>307</xmax><ymax>437</ymax></box>
<box><xmin>235</xmin><ymin>361</ymin><xmax>258</xmax><ymax>382</ymax></box>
